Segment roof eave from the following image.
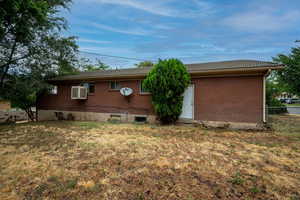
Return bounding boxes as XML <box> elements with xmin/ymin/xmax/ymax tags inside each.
<box><xmin>48</xmin><ymin>65</ymin><xmax>284</xmax><ymax>82</ymax></box>
<box><xmin>189</xmin><ymin>65</ymin><xmax>284</xmax><ymax>74</ymax></box>
<box><xmin>48</xmin><ymin>74</ymin><xmax>147</xmax><ymax>83</ymax></box>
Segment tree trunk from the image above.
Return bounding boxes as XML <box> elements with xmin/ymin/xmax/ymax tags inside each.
<box><xmin>25</xmin><ymin>108</ymin><xmax>35</xmax><ymax>121</ymax></box>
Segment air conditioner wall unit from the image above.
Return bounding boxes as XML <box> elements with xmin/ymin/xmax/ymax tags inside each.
<box><xmin>71</xmin><ymin>86</ymin><xmax>87</xmax><ymax>100</ymax></box>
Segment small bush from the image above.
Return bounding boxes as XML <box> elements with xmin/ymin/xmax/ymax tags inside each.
<box><xmin>229</xmin><ymin>172</ymin><xmax>244</xmax><ymax>185</ymax></box>
<box><xmin>250</xmin><ymin>186</ymin><xmax>261</xmax><ymax>194</ymax></box>
<box><xmin>65</xmin><ymin>179</ymin><xmax>78</xmax><ymax>189</ymax></box>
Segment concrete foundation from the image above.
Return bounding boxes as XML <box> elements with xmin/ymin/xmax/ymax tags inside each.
<box><xmin>199</xmin><ymin>120</ymin><xmax>265</xmax><ymax>130</ymax></box>
<box><xmin>38</xmin><ymin>110</ymin><xmax>156</xmax><ymax>123</ymax></box>
<box><xmin>38</xmin><ymin>110</ymin><xmax>264</xmax><ymax>130</ymax></box>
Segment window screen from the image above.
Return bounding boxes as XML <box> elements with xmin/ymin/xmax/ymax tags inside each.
<box><xmin>89</xmin><ymin>83</ymin><xmax>95</xmax><ymax>94</ymax></box>
<box><xmin>71</xmin><ymin>87</ymin><xmax>79</xmax><ymax>98</ymax></box>
<box><xmin>82</xmin><ymin>83</ymin><xmax>95</xmax><ymax>94</ymax></box>
<box><xmin>79</xmin><ymin>87</ymin><xmax>87</xmax><ymax>98</ymax></box>
<box><xmin>110</xmin><ymin>81</ymin><xmax>121</xmax><ymax>90</ymax></box>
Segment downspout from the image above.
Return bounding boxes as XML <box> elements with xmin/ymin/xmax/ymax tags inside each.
<box><xmin>263</xmin><ymin>69</ymin><xmax>271</xmax><ymax>123</ymax></box>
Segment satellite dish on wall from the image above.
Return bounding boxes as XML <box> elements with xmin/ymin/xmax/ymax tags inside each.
<box><xmin>120</xmin><ymin>87</ymin><xmax>133</xmax><ymax>96</ymax></box>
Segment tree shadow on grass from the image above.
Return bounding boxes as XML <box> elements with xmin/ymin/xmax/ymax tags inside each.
<box><xmin>0</xmin><ymin>124</ymin><xmax>76</xmax><ymax>151</ymax></box>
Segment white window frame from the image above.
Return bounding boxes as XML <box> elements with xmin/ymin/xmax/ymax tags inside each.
<box><xmin>110</xmin><ymin>81</ymin><xmax>121</xmax><ymax>90</ymax></box>
<box><xmin>71</xmin><ymin>86</ymin><xmax>87</xmax><ymax>99</ymax></box>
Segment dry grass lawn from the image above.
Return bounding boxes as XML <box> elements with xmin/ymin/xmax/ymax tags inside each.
<box><xmin>0</xmin><ymin>115</ymin><xmax>300</xmax><ymax>200</ymax></box>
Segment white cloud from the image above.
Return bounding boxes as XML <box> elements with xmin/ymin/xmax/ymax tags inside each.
<box><xmin>79</xmin><ymin>46</ymin><xmax>133</xmax><ymax>54</ymax></box>
<box><xmin>192</xmin><ymin>0</ymin><xmax>214</xmax><ymax>13</ymax></box>
<box><xmin>152</xmin><ymin>24</ymin><xmax>173</xmax><ymax>30</ymax></box>
<box><xmin>223</xmin><ymin>10</ymin><xmax>300</xmax><ymax>32</ymax></box>
<box><xmin>77</xmin><ymin>38</ymin><xmax>111</xmax><ymax>44</ymax></box>
<box><xmin>95</xmin><ymin>0</ymin><xmax>176</xmax><ymax>17</ymax></box>
<box><xmin>91</xmin><ymin>23</ymin><xmax>153</xmax><ymax>36</ymax></box>
<box><xmin>243</xmin><ymin>48</ymin><xmax>278</xmax><ymax>54</ymax></box>
<box><xmin>82</xmin><ymin>0</ymin><xmax>215</xmax><ymax>18</ymax></box>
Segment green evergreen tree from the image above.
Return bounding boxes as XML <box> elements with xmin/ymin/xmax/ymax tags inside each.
<box><xmin>143</xmin><ymin>59</ymin><xmax>190</xmax><ymax>124</ymax></box>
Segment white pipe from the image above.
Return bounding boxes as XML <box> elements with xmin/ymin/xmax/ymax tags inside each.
<box><xmin>263</xmin><ymin>69</ymin><xmax>271</xmax><ymax>123</ymax></box>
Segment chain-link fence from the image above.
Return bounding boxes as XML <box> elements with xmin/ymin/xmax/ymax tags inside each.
<box><xmin>265</xmin><ymin>105</ymin><xmax>300</xmax><ymax>122</ymax></box>
<box><xmin>267</xmin><ymin>106</ymin><xmax>288</xmax><ymax>115</ymax></box>
<box><xmin>266</xmin><ymin>105</ymin><xmax>300</xmax><ymax>120</ymax></box>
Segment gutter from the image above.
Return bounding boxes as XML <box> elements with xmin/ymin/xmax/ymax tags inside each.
<box><xmin>49</xmin><ymin>65</ymin><xmax>284</xmax><ymax>82</ymax></box>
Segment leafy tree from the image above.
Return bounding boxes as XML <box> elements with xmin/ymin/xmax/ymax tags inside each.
<box><xmin>0</xmin><ymin>0</ymin><xmax>80</xmax><ymax>120</ymax></box>
<box><xmin>2</xmin><ymin>74</ymin><xmax>51</xmax><ymax>121</ymax></box>
<box><xmin>0</xmin><ymin>0</ymin><xmax>72</xmax><ymax>87</ymax></box>
<box><xmin>81</xmin><ymin>58</ymin><xmax>110</xmax><ymax>72</ymax></box>
<box><xmin>135</xmin><ymin>61</ymin><xmax>154</xmax><ymax>68</ymax></box>
<box><xmin>0</xmin><ymin>34</ymin><xmax>79</xmax><ymax>120</ymax></box>
<box><xmin>267</xmin><ymin>71</ymin><xmax>291</xmax><ymax>94</ymax></box>
<box><xmin>143</xmin><ymin>59</ymin><xmax>190</xmax><ymax>124</ymax></box>
<box><xmin>43</xmin><ymin>34</ymin><xmax>79</xmax><ymax>76</ymax></box>
<box><xmin>273</xmin><ymin>46</ymin><xmax>300</xmax><ymax>96</ymax></box>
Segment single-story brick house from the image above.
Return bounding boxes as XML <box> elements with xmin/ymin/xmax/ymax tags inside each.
<box><xmin>37</xmin><ymin>60</ymin><xmax>283</xmax><ymax>129</ymax></box>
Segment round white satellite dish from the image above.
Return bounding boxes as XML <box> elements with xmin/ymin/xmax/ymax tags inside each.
<box><xmin>120</xmin><ymin>87</ymin><xmax>133</xmax><ymax>96</ymax></box>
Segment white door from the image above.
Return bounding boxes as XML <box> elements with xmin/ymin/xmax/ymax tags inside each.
<box><xmin>180</xmin><ymin>85</ymin><xmax>194</xmax><ymax>119</ymax></box>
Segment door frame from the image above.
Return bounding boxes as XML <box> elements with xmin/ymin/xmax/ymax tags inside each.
<box><xmin>180</xmin><ymin>84</ymin><xmax>195</xmax><ymax>120</ymax></box>
<box><xmin>191</xmin><ymin>84</ymin><xmax>195</xmax><ymax>120</ymax></box>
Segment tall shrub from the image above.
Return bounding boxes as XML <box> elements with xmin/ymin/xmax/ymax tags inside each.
<box><xmin>143</xmin><ymin>59</ymin><xmax>191</xmax><ymax>124</ymax></box>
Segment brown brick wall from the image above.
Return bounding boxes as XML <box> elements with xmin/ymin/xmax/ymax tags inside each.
<box><xmin>193</xmin><ymin>76</ymin><xmax>263</xmax><ymax>123</ymax></box>
<box><xmin>38</xmin><ymin>75</ymin><xmax>264</xmax><ymax>123</ymax></box>
<box><xmin>37</xmin><ymin>80</ymin><xmax>154</xmax><ymax>115</ymax></box>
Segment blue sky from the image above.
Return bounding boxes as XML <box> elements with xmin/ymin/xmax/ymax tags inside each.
<box><xmin>63</xmin><ymin>0</ymin><xmax>300</xmax><ymax>68</ymax></box>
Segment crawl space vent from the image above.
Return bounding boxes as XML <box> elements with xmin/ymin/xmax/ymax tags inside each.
<box><xmin>134</xmin><ymin>116</ymin><xmax>147</xmax><ymax>123</ymax></box>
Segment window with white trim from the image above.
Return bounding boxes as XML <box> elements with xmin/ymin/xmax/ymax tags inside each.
<box><xmin>110</xmin><ymin>81</ymin><xmax>121</xmax><ymax>90</ymax></box>
<box><xmin>71</xmin><ymin>86</ymin><xmax>87</xmax><ymax>99</ymax></box>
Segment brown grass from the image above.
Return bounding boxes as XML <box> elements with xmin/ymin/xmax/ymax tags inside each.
<box><xmin>0</xmin><ymin>115</ymin><xmax>300</xmax><ymax>200</ymax></box>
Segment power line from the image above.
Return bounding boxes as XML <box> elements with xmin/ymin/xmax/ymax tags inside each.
<box><xmin>79</xmin><ymin>50</ymin><xmax>153</xmax><ymax>62</ymax></box>
<box><xmin>79</xmin><ymin>50</ymin><xmax>209</xmax><ymax>63</ymax></box>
